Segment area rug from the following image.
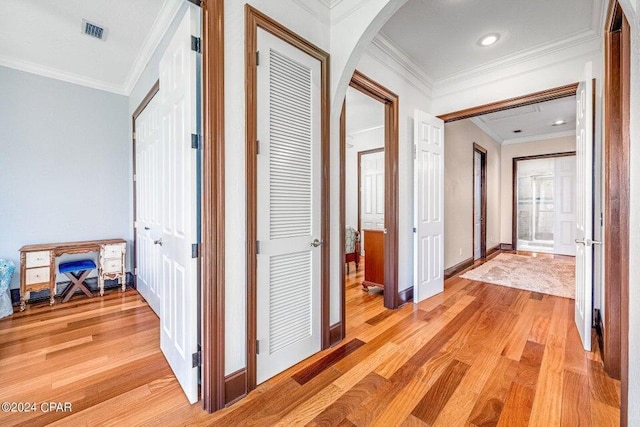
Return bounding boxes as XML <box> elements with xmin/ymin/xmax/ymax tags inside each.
<box><xmin>460</xmin><ymin>253</ymin><xmax>575</xmax><ymax>299</ymax></box>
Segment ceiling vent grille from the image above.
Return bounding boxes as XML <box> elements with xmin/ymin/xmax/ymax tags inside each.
<box><xmin>82</xmin><ymin>19</ymin><xmax>108</xmax><ymax>41</ymax></box>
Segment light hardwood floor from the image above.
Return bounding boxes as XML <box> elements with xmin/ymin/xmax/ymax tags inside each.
<box><xmin>0</xmin><ymin>253</ymin><xmax>620</xmax><ymax>426</ymax></box>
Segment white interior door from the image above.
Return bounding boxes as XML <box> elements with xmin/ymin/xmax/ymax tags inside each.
<box><xmin>255</xmin><ymin>28</ymin><xmax>322</xmax><ymax>384</ymax></box>
<box><xmin>360</xmin><ymin>150</ymin><xmax>385</xmax><ymax>231</ymax></box>
<box><xmin>135</xmin><ymin>94</ymin><xmax>162</xmax><ymax>315</ymax></box>
<box><xmin>554</xmin><ymin>155</ymin><xmax>577</xmax><ymax>256</ymax></box>
<box><xmin>575</xmin><ymin>63</ymin><xmax>594</xmax><ymax>351</ymax></box>
<box><xmin>473</xmin><ymin>151</ymin><xmax>482</xmax><ymax>260</ymax></box>
<box><xmin>413</xmin><ymin>110</ymin><xmax>445</xmax><ymax>303</ymax></box>
<box><xmin>158</xmin><ymin>5</ymin><xmax>200</xmax><ymax>403</ymax></box>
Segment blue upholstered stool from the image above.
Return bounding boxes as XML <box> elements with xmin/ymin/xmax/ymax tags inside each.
<box><xmin>59</xmin><ymin>260</ymin><xmax>96</xmax><ymax>303</ymax></box>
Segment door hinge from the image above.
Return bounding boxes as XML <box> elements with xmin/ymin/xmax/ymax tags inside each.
<box><xmin>134</xmin><ymin>267</ymin><xmax>138</xmax><ymax>275</ymax></box>
<box><xmin>192</xmin><ymin>243</ymin><xmax>200</xmax><ymax>259</ymax></box>
<box><xmin>191</xmin><ymin>133</ymin><xmax>202</xmax><ymax>150</ymax></box>
<box><xmin>413</xmin><ymin>145</ymin><xmax>417</xmax><ymax>160</ymax></box>
<box><xmin>413</xmin><ymin>227</ymin><xmax>416</xmax><ymax>233</ymax></box>
<box><xmin>191</xmin><ymin>36</ymin><xmax>201</xmax><ymax>53</ymax></box>
<box><xmin>256</xmin><ymin>241</ymin><xmax>260</xmax><ymax>255</ymax></box>
<box><xmin>132</xmin><ymin>131</ymin><xmax>136</xmax><ymax>140</ymax></box>
<box><xmin>256</xmin><ymin>51</ymin><xmax>260</xmax><ymax>66</ymax></box>
<box><xmin>192</xmin><ymin>350</ymin><xmax>202</xmax><ymax>368</ymax></box>
<box><xmin>256</xmin><ymin>339</ymin><xmax>261</xmax><ymax>355</ymax></box>
<box><xmin>133</xmin><ymin>174</ymin><xmax>137</xmax><ymax>182</ymax></box>
<box><xmin>134</xmin><ymin>221</ymin><xmax>139</xmax><ymax>229</ymax></box>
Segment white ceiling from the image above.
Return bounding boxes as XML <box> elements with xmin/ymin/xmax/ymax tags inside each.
<box><xmin>0</xmin><ymin>0</ymin><xmax>182</xmax><ymax>94</ymax></box>
<box><xmin>380</xmin><ymin>0</ymin><xmax>601</xmax><ymax>81</ymax></box>
<box><xmin>470</xmin><ymin>96</ymin><xmax>577</xmax><ymax>145</ymax></box>
<box><xmin>345</xmin><ymin>86</ymin><xmax>385</xmax><ymax>136</ymax></box>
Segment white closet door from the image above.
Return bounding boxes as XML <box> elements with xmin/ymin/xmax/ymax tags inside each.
<box><xmin>574</xmin><ymin>63</ymin><xmax>594</xmax><ymax>351</ymax></box>
<box><xmin>413</xmin><ymin>110</ymin><xmax>445</xmax><ymax>303</ymax></box>
<box><xmin>135</xmin><ymin>93</ymin><xmax>162</xmax><ymax>315</ymax></box>
<box><xmin>158</xmin><ymin>5</ymin><xmax>200</xmax><ymax>403</ymax></box>
<box><xmin>255</xmin><ymin>28</ymin><xmax>322</xmax><ymax>384</ymax></box>
<box><xmin>473</xmin><ymin>151</ymin><xmax>482</xmax><ymax>260</ymax></box>
<box><xmin>360</xmin><ymin>150</ymin><xmax>385</xmax><ymax>231</ymax></box>
<box><xmin>553</xmin><ymin>156</ymin><xmax>576</xmax><ymax>256</ymax></box>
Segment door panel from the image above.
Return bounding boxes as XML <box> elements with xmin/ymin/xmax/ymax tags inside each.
<box><xmin>575</xmin><ymin>63</ymin><xmax>593</xmax><ymax>351</ymax></box>
<box><xmin>473</xmin><ymin>151</ymin><xmax>482</xmax><ymax>260</ymax></box>
<box><xmin>414</xmin><ymin>110</ymin><xmax>444</xmax><ymax>303</ymax></box>
<box><xmin>554</xmin><ymin>156</ymin><xmax>576</xmax><ymax>256</ymax></box>
<box><xmin>158</xmin><ymin>5</ymin><xmax>200</xmax><ymax>404</ymax></box>
<box><xmin>135</xmin><ymin>94</ymin><xmax>161</xmax><ymax>315</ymax></box>
<box><xmin>256</xmin><ymin>28</ymin><xmax>322</xmax><ymax>385</ymax></box>
<box><xmin>360</xmin><ymin>150</ymin><xmax>385</xmax><ymax>252</ymax></box>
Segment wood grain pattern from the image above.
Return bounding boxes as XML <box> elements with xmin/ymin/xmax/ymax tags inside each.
<box><xmin>0</xmin><ymin>252</ymin><xmax>620</xmax><ymax>426</ymax></box>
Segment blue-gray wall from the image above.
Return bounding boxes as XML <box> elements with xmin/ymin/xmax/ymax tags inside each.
<box><xmin>0</xmin><ymin>66</ymin><xmax>129</xmax><ymax>289</ymax></box>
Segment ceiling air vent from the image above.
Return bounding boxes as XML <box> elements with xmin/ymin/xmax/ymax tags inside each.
<box><xmin>81</xmin><ymin>19</ymin><xmax>108</xmax><ymax>41</ymax></box>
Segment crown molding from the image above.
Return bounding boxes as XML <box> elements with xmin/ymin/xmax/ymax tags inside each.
<box><xmin>365</xmin><ymin>32</ymin><xmax>433</xmax><ymax>98</ymax></box>
<box><xmin>292</xmin><ymin>0</ymin><xmax>331</xmax><ymax>24</ymax></box>
<box><xmin>123</xmin><ymin>0</ymin><xmax>183</xmax><ymax>94</ymax></box>
<box><xmin>347</xmin><ymin>124</ymin><xmax>384</xmax><ymax>137</ymax></box>
<box><xmin>433</xmin><ymin>29</ymin><xmax>601</xmax><ymax>92</ymax></box>
<box><xmin>0</xmin><ymin>0</ymin><xmax>182</xmax><ymax>96</ymax></box>
<box><xmin>502</xmin><ymin>130</ymin><xmax>576</xmax><ymax>145</ymax></box>
<box><xmin>0</xmin><ymin>55</ymin><xmax>127</xmax><ymax>95</ymax></box>
<box><xmin>469</xmin><ymin>117</ymin><xmax>503</xmax><ymax>144</ymax></box>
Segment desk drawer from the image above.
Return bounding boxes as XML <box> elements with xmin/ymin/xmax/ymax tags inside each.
<box><xmin>103</xmin><ymin>259</ymin><xmax>123</xmax><ymax>274</ymax></box>
<box><xmin>102</xmin><ymin>244</ymin><xmax>123</xmax><ymax>259</ymax></box>
<box><xmin>26</xmin><ymin>251</ymin><xmax>50</xmax><ymax>268</ymax></box>
<box><xmin>26</xmin><ymin>267</ymin><xmax>50</xmax><ymax>285</ymax></box>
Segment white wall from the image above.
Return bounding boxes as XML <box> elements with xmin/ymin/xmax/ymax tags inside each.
<box><xmin>443</xmin><ymin>120</ymin><xmax>501</xmax><ymax>269</ymax></box>
<box><xmin>345</xmin><ymin>128</ymin><xmax>385</xmax><ymax>229</ymax></box>
<box><xmin>0</xmin><ymin>66</ymin><xmax>129</xmax><ymax>289</ymax></box>
<box><xmin>499</xmin><ymin>136</ymin><xmax>576</xmax><ymax>244</ymax></box>
<box><xmin>224</xmin><ymin>0</ymin><xmax>330</xmax><ymax>376</ymax></box>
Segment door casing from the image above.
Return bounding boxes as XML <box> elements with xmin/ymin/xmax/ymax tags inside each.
<box><xmin>244</xmin><ymin>5</ymin><xmax>331</xmax><ymax>393</ymax></box>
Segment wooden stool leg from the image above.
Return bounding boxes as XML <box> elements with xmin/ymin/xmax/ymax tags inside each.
<box><xmin>62</xmin><ymin>271</ymin><xmax>93</xmax><ymax>303</ymax></box>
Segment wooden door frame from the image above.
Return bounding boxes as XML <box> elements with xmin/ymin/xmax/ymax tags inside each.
<box><xmin>340</xmin><ymin>71</ymin><xmax>400</xmax><ymax>333</ymax></box>
<box><xmin>511</xmin><ymin>152</ymin><xmax>576</xmax><ymax>251</ymax></box>
<box><xmin>603</xmin><ymin>2</ymin><xmax>630</xmax><ymax>423</ymax></box>
<box><xmin>357</xmin><ymin>147</ymin><xmax>385</xmax><ymax>235</ymax></box>
<box><xmin>244</xmin><ymin>5</ymin><xmax>331</xmax><ymax>393</ymax></box>
<box><xmin>131</xmin><ymin>80</ymin><xmax>160</xmax><ymax>291</ymax></box>
<box><xmin>200</xmin><ymin>0</ymin><xmax>226</xmax><ymax>412</ymax></box>
<box><xmin>472</xmin><ymin>143</ymin><xmax>487</xmax><ymax>260</ymax></box>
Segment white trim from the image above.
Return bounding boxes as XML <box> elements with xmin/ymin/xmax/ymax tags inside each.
<box><xmin>434</xmin><ymin>29</ymin><xmax>601</xmax><ymax>90</ymax></box>
<box><xmin>292</xmin><ymin>0</ymin><xmax>331</xmax><ymax>24</ymax></box>
<box><xmin>347</xmin><ymin>124</ymin><xmax>384</xmax><ymax>137</ymax></box>
<box><xmin>502</xmin><ymin>130</ymin><xmax>576</xmax><ymax>145</ymax></box>
<box><xmin>469</xmin><ymin>117</ymin><xmax>503</xmax><ymax>144</ymax></box>
<box><xmin>0</xmin><ymin>55</ymin><xmax>127</xmax><ymax>95</ymax></box>
<box><xmin>123</xmin><ymin>0</ymin><xmax>184</xmax><ymax>94</ymax></box>
<box><xmin>371</xmin><ymin>33</ymin><xmax>434</xmax><ymax>92</ymax></box>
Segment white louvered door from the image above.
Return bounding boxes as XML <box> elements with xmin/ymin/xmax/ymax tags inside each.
<box><xmin>256</xmin><ymin>28</ymin><xmax>322</xmax><ymax>384</ymax></box>
<box><xmin>158</xmin><ymin>5</ymin><xmax>200</xmax><ymax>403</ymax></box>
<box><xmin>413</xmin><ymin>110</ymin><xmax>445</xmax><ymax>303</ymax></box>
<box><xmin>135</xmin><ymin>93</ymin><xmax>161</xmax><ymax>315</ymax></box>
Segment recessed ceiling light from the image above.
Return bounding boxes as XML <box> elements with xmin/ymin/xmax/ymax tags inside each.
<box><xmin>479</xmin><ymin>33</ymin><xmax>500</xmax><ymax>47</ymax></box>
<box><xmin>552</xmin><ymin>120</ymin><xmax>566</xmax><ymax>126</ymax></box>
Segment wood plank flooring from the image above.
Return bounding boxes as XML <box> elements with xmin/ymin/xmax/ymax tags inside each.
<box><xmin>0</xmin><ymin>253</ymin><xmax>620</xmax><ymax>426</ymax></box>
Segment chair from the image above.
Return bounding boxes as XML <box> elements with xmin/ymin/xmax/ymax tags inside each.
<box><xmin>345</xmin><ymin>226</ymin><xmax>360</xmax><ymax>273</ymax></box>
<box><xmin>59</xmin><ymin>259</ymin><xmax>96</xmax><ymax>303</ymax></box>
<box><xmin>0</xmin><ymin>259</ymin><xmax>16</xmax><ymax>319</ymax></box>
